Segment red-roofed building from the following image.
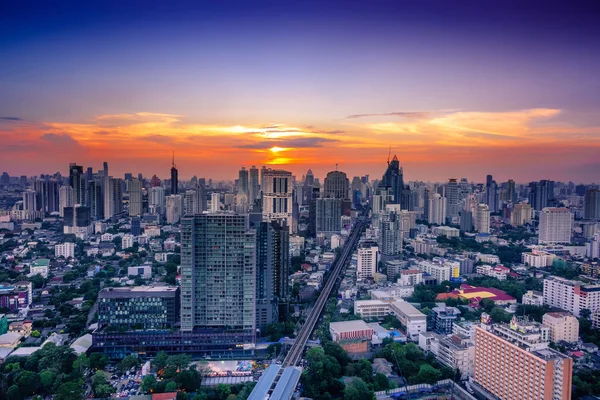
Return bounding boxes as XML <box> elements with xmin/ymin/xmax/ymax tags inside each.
<box><xmin>437</xmin><ymin>285</ymin><xmax>516</xmax><ymax>306</ymax></box>
<box><xmin>152</xmin><ymin>393</ymin><xmax>178</xmax><ymax>400</ymax></box>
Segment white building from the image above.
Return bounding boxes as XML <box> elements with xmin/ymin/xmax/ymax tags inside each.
<box><xmin>522</xmin><ymin>251</ymin><xmax>551</xmax><ymax>267</ymax></box>
<box><xmin>539</xmin><ymin>208</ymin><xmax>574</xmax><ymax>244</ymax></box>
<box><xmin>354</xmin><ymin>300</ymin><xmax>391</xmax><ymax>320</ymax></box>
<box><xmin>127</xmin><ymin>265</ymin><xmax>152</xmax><ymax>279</ymax></box>
<box><xmin>55</xmin><ymin>242</ymin><xmax>75</xmax><ymax>259</ymax></box>
<box><xmin>390</xmin><ymin>301</ymin><xmax>427</xmax><ymax>341</ymax></box>
<box><xmin>357</xmin><ymin>243</ymin><xmax>379</xmax><ymax>280</ymax></box>
<box><xmin>58</xmin><ymin>185</ymin><xmax>74</xmax><ymax>217</ymax></box>
<box><xmin>429</xmin><ymin>333</ymin><xmax>475</xmax><ymax>379</ymax></box>
<box><xmin>476</xmin><ymin>264</ymin><xmax>510</xmax><ymax>280</ymax></box>
<box><xmin>166</xmin><ymin>194</ymin><xmax>183</xmax><ymax>224</ymax></box>
<box><xmin>428</xmin><ymin>194</ymin><xmax>447</xmax><ymax>225</ymax></box>
<box><xmin>543</xmin><ymin>276</ymin><xmax>600</xmax><ymax>317</ymax></box>
<box><xmin>121</xmin><ymin>234</ymin><xmax>135</xmax><ymax>250</ymax></box>
<box><xmin>475</xmin><ymin>203</ymin><xmax>490</xmax><ymax>233</ymax></box>
<box><xmin>432</xmin><ymin>226</ymin><xmax>460</xmax><ymax>238</ymax></box>
<box><xmin>415</xmin><ymin>259</ymin><xmax>460</xmax><ymax>283</ymax></box>
<box><xmin>542</xmin><ymin>312</ymin><xmax>579</xmax><ymax>344</ymax></box>
<box><xmin>145</xmin><ymin>226</ymin><xmax>161</xmax><ymax>238</ymax></box>
<box><xmin>149</xmin><ymin>187</ymin><xmax>166</xmax><ymax>215</ymax></box>
<box><xmin>261</xmin><ymin>169</ymin><xmax>293</xmax><ymax>232</ymax></box>
<box><xmin>522</xmin><ymin>290</ymin><xmax>544</xmax><ymax>306</ymax></box>
<box><xmin>398</xmin><ymin>269</ymin><xmax>423</xmax><ymax>286</ymax></box>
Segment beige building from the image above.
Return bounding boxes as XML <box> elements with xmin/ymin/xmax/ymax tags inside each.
<box><xmin>511</xmin><ymin>202</ymin><xmax>532</xmax><ymax>226</ymax></box>
<box><xmin>538</xmin><ymin>207</ymin><xmax>574</xmax><ymax>244</ymax></box>
<box><xmin>474</xmin><ymin>319</ymin><xmax>572</xmax><ymax>400</ymax></box>
<box><xmin>542</xmin><ymin>312</ymin><xmax>579</xmax><ymax>343</ymax></box>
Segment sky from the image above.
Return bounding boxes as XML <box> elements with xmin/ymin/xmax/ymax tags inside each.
<box><xmin>1</xmin><ymin>0</ymin><xmax>599</xmax><ymax>183</ymax></box>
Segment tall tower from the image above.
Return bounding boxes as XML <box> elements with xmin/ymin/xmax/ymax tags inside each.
<box><xmin>249</xmin><ymin>166</ymin><xmax>260</xmax><ymax>204</ymax></box>
<box><xmin>170</xmin><ymin>152</ymin><xmax>178</xmax><ymax>195</ymax></box>
<box><xmin>180</xmin><ymin>213</ymin><xmax>256</xmax><ymax>341</ymax></box>
<box><xmin>261</xmin><ymin>168</ymin><xmax>293</xmax><ymax>232</ymax></box>
<box><xmin>128</xmin><ymin>178</ymin><xmax>143</xmax><ymax>216</ymax></box>
<box><xmin>69</xmin><ymin>163</ymin><xmax>85</xmax><ymax>205</ymax></box>
<box><xmin>323</xmin><ymin>170</ymin><xmax>350</xmax><ymax>199</ymax></box>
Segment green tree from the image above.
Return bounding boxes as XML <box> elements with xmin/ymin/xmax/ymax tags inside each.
<box><xmin>153</xmin><ymin>351</ymin><xmax>169</xmax><ymax>371</ymax></box>
<box><xmin>373</xmin><ymin>373</ymin><xmax>390</xmax><ymax>391</ymax></box>
<box><xmin>89</xmin><ymin>353</ymin><xmax>109</xmax><ymax>370</ymax></box>
<box><xmin>343</xmin><ymin>378</ymin><xmax>373</xmax><ymax>400</ymax></box>
<box><xmin>118</xmin><ymin>354</ymin><xmax>139</xmax><ymax>373</ymax></box>
<box><xmin>95</xmin><ymin>383</ymin><xmax>116</xmax><ymax>398</ymax></box>
<box><xmin>176</xmin><ymin>368</ymin><xmax>202</xmax><ymax>392</ymax></box>
<box><xmin>7</xmin><ymin>385</ymin><xmax>20</xmax><ymax>400</ymax></box>
<box><xmin>39</xmin><ymin>370</ymin><xmax>57</xmax><ymax>393</ymax></box>
<box><xmin>581</xmin><ymin>308</ymin><xmax>592</xmax><ymax>319</ymax></box>
<box><xmin>54</xmin><ymin>381</ymin><xmax>84</xmax><ymax>400</ymax></box>
<box><xmin>73</xmin><ymin>353</ymin><xmax>90</xmax><ymax>374</ymax></box>
<box><xmin>165</xmin><ymin>381</ymin><xmax>178</xmax><ymax>392</ymax></box>
<box><xmin>416</xmin><ymin>364</ymin><xmax>442</xmax><ymax>384</ymax></box>
<box><xmin>31</xmin><ymin>330</ymin><xmax>41</xmax><ymax>338</ymax></box>
<box><xmin>16</xmin><ymin>370</ymin><xmax>39</xmax><ymax>397</ymax></box>
<box><xmin>215</xmin><ymin>384</ymin><xmax>232</xmax><ymax>399</ymax></box>
<box><xmin>141</xmin><ymin>374</ymin><xmax>157</xmax><ymax>393</ymax></box>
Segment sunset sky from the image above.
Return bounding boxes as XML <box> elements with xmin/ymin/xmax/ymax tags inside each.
<box><xmin>1</xmin><ymin>1</ymin><xmax>599</xmax><ymax>183</ymax></box>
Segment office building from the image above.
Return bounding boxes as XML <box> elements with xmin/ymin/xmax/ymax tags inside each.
<box><xmin>459</xmin><ymin>210</ymin><xmax>473</xmax><ymax>232</ymax></box>
<box><xmin>262</xmin><ymin>169</ymin><xmax>293</xmax><ymax>232</ymax></box>
<box><xmin>69</xmin><ymin>163</ymin><xmax>85</xmax><ymax>205</ymax></box>
<box><xmin>323</xmin><ymin>170</ymin><xmax>349</xmax><ymax>199</ymax></box>
<box><xmin>539</xmin><ymin>208</ymin><xmax>573</xmax><ymax>244</ymax></box>
<box><xmin>391</xmin><ymin>301</ymin><xmax>427</xmax><ymax>341</ymax></box>
<box><xmin>329</xmin><ymin>320</ymin><xmax>374</xmax><ymax>354</ymax></box>
<box><xmin>249</xmin><ymin>166</ymin><xmax>260</xmax><ymax>205</ymax></box>
<box><xmin>59</xmin><ymin>185</ymin><xmax>74</xmax><ymax>217</ymax></box>
<box><xmin>88</xmin><ymin>179</ymin><xmax>104</xmax><ymax>219</ymax></box>
<box><xmin>315</xmin><ymin>197</ymin><xmax>342</xmax><ymax>236</ymax></box>
<box><xmin>428</xmin><ymin>193</ymin><xmax>446</xmax><ymax>225</ymax></box>
<box><xmin>238</xmin><ymin>167</ymin><xmax>249</xmax><ymax>198</ymax></box>
<box><xmin>543</xmin><ymin>276</ymin><xmax>600</xmax><ymax>317</ymax></box>
<box><xmin>354</xmin><ymin>299</ymin><xmax>391</xmax><ymax>320</ymax></box>
<box><xmin>474</xmin><ymin>203</ymin><xmax>490</xmax><ymax>233</ymax></box>
<box><xmin>522</xmin><ymin>290</ymin><xmax>544</xmax><ymax>306</ymax></box>
<box><xmin>149</xmin><ymin>186</ymin><xmax>166</xmax><ymax>215</ymax></box>
<box><xmin>170</xmin><ymin>153</ymin><xmax>178</xmax><ymax>195</ymax></box>
<box><xmin>104</xmin><ymin>177</ymin><xmax>123</xmax><ymax>219</ymax></box>
<box><xmin>128</xmin><ymin>178</ymin><xmax>143</xmax><ymax>216</ymax></box>
<box><xmin>420</xmin><ymin>333</ymin><xmax>474</xmax><ymax>380</ymax></box>
<box><xmin>98</xmin><ymin>286</ymin><xmax>180</xmax><ymax>330</ymax></box>
<box><xmin>378</xmin><ymin>155</ymin><xmax>408</xmax><ymax>208</ymax></box>
<box><xmin>584</xmin><ymin>189</ymin><xmax>600</xmax><ymax>220</ymax></box>
<box><xmin>529</xmin><ymin>180</ymin><xmax>553</xmax><ymax>211</ymax></box>
<box><xmin>180</xmin><ymin>214</ymin><xmax>256</xmax><ymax>346</ymax></box>
<box><xmin>415</xmin><ymin>259</ymin><xmax>460</xmax><ymax>283</ymax></box>
<box><xmin>357</xmin><ymin>242</ymin><xmax>379</xmax><ymax>280</ymax></box>
<box><xmin>254</xmin><ymin>220</ymin><xmax>290</xmax><ymax>329</ymax></box>
<box><xmin>446</xmin><ymin>179</ymin><xmax>460</xmax><ymax>219</ymax></box>
<box><xmin>473</xmin><ymin>318</ymin><xmax>572</xmax><ymax>400</ymax></box>
<box><xmin>542</xmin><ymin>312</ymin><xmax>579</xmax><ymax>344</ymax></box>
<box><xmin>22</xmin><ymin>189</ymin><xmax>37</xmax><ymax>212</ymax></box>
<box><xmin>63</xmin><ymin>206</ymin><xmax>92</xmax><ymax>236</ymax></box>
<box><xmin>166</xmin><ymin>194</ymin><xmax>183</xmax><ymax>224</ymax></box>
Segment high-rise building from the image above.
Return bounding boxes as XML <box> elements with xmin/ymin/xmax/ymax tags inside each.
<box><xmin>238</xmin><ymin>167</ymin><xmax>249</xmax><ymax>198</ymax></box>
<box><xmin>529</xmin><ymin>180</ymin><xmax>554</xmax><ymax>211</ymax></box>
<box><xmin>88</xmin><ymin>179</ymin><xmax>104</xmax><ymax>219</ymax></box>
<box><xmin>473</xmin><ymin>318</ymin><xmax>572</xmax><ymax>400</ymax></box>
<box><xmin>379</xmin><ymin>155</ymin><xmax>408</xmax><ymax>207</ymax></box>
<box><xmin>103</xmin><ymin>161</ymin><xmax>108</xmax><ymax>177</ymax></box>
<box><xmin>69</xmin><ymin>163</ymin><xmax>85</xmax><ymax>205</ymax></box>
<box><xmin>254</xmin><ymin>220</ymin><xmax>290</xmax><ymax>329</ymax></box>
<box><xmin>249</xmin><ymin>166</ymin><xmax>260</xmax><ymax>205</ymax></box>
<box><xmin>485</xmin><ymin>176</ymin><xmax>498</xmax><ymax>213</ymax></box>
<box><xmin>210</xmin><ymin>192</ymin><xmax>220</xmax><ymax>212</ymax></box>
<box><xmin>459</xmin><ymin>210</ymin><xmax>473</xmax><ymax>232</ymax></box>
<box><xmin>128</xmin><ymin>179</ymin><xmax>143</xmax><ymax>216</ymax></box>
<box><xmin>104</xmin><ymin>177</ymin><xmax>123</xmax><ymax>219</ymax></box>
<box><xmin>315</xmin><ymin>197</ymin><xmax>342</xmax><ymax>236</ymax></box>
<box><xmin>357</xmin><ymin>242</ymin><xmax>379</xmax><ymax>280</ymax></box>
<box><xmin>584</xmin><ymin>189</ymin><xmax>600</xmax><ymax>220</ymax></box>
<box><xmin>428</xmin><ymin>193</ymin><xmax>447</xmax><ymax>225</ymax></box>
<box><xmin>180</xmin><ymin>214</ymin><xmax>256</xmax><ymax>344</ymax></box>
<box><xmin>323</xmin><ymin>170</ymin><xmax>349</xmax><ymax>199</ymax></box>
<box><xmin>380</xmin><ymin>210</ymin><xmax>402</xmax><ymax>256</ymax></box>
<box><xmin>511</xmin><ymin>202</ymin><xmax>532</xmax><ymax>226</ymax></box>
<box><xmin>262</xmin><ymin>169</ymin><xmax>293</xmax><ymax>232</ymax></box>
<box><xmin>446</xmin><ymin>179</ymin><xmax>460</xmax><ymax>219</ymax></box>
<box><xmin>539</xmin><ymin>208</ymin><xmax>573</xmax><ymax>244</ymax></box>
<box><xmin>542</xmin><ymin>312</ymin><xmax>579</xmax><ymax>344</ymax></box>
<box><xmin>22</xmin><ymin>189</ymin><xmax>37</xmax><ymax>212</ymax></box>
<box><xmin>63</xmin><ymin>205</ymin><xmax>92</xmax><ymax>236</ymax></box>
<box><xmin>149</xmin><ymin>186</ymin><xmax>166</xmax><ymax>215</ymax></box>
<box><xmin>475</xmin><ymin>203</ymin><xmax>490</xmax><ymax>233</ymax></box>
<box><xmin>59</xmin><ymin>185</ymin><xmax>74</xmax><ymax>217</ymax></box>
<box><xmin>506</xmin><ymin>179</ymin><xmax>516</xmax><ymax>203</ymax></box>
<box><xmin>170</xmin><ymin>152</ymin><xmax>178</xmax><ymax>195</ymax></box>
<box><xmin>166</xmin><ymin>194</ymin><xmax>183</xmax><ymax>224</ymax></box>
<box><xmin>543</xmin><ymin>276</ymin><xmax>600</xmax><ymax>317</ymax></box>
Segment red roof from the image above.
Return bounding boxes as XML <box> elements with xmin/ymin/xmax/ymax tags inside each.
<box><xmin>401</xmin><ymin>269</ymin><xmax>421</xmax><ymax>274</ymax></box>
<box><xmin>152</xmin><ymin>393</ymin><xmax>178</xmax><ymax>400</ymax></box>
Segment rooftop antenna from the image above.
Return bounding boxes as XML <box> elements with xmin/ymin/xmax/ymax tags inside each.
<box><xmin>172</xmin><ymin>151</ymin><xmax>175</xmax><ymax>168</ymax></box>
<box><xmin>387</xmin><ymin>146</ymin><xmax>391</xmax><ymax>165</ymax></box>
<box><xmin>335</xmin><ymin>163</ymin><xmax>338</xmax><ymax>171</ymax></box>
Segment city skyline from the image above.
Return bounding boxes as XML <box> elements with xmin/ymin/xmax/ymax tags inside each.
<box><xmin>2</xmin><ymin>1</ymin><xmax>600</xmax><ymax>181</ymax></box>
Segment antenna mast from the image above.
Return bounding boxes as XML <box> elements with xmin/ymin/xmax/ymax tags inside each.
<box><xmin>387</xmin><ymin>146</ymin><xmax>391</xmax><ymax>165</ymax></box>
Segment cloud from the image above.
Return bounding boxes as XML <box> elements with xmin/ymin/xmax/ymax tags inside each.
<box><xmin>239</xmin><ymin>137</ymin><xmax>338</xmax><ymax>149</ymax></box>
<box><xmin>0</xmin><ymin>117</ymin><xmax>23</xmax><ymax>121</ymax></box>
<box><xmin>40</xmin><ymin>133</ymin><xmax>81</xmax><ymax>145</ymax></box>
<box><xmin>345</xmin><ymin>111</ymin><xmax>431</xmax><ymax>119</ymax></box>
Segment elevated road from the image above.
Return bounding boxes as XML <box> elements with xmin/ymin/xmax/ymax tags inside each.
<box><xmin>281</xmin><ymin>217</ymin><xmax>365</xmax><ymax>368</ymax></box>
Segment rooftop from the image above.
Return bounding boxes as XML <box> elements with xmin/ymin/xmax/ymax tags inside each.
<box><xmin>330</xmin><ymin>320</ymin><xmax>372</xmax><ymax>333</ymax></box>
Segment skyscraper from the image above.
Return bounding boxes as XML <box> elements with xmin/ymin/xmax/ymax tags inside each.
<box><xmin>584</xmin><ymin>189</ymin><xmax>600</xmax><ymax>220</ymax></box>
<box><xmin>262</xmin><ymin>168</ymin><xmax>293</xmax><ymax>232</ymax></box>
<box><xmin>166</xmin><ymin>194</ymin><xmax>183</xmax><ymax>224</ymax></box>
<box><xmin>180</xmin><ymin>214</ymin><xmax>256</xmax><ymax>343</ymax></box>
<box><xmin>22</xmin><ymin>189</ymin><xmax>37</xmax><ymax>212</ymax></box>
<box><xmin>249</xmin><ymin>166</ymin><xmax>260</xmax><ymax>204</ymax></box>
<box><xmin>59</xmin><ymin>185</ymin><xmax>74</xmax><ymax>217</ymax></box>
<box><xmin>445</xmin><ymin>178</ymin><xmax>460</xmax><ymax>219</ymax></box>
<box><xmin>69</xmin><ymin>163</ymin><xmax>85</xmax><ymax>205</ymax></box>
<box><xmin>238</xmin><ymin>167</ymin><xmax>249</xmax><ymax>197</ymax></box>
<box><xmin>428</xmin><ymin>193</ymin><xmax>447</xmax><ymax>225</ymax></box>
<box><xmin>511</xmin><ymin>202</ymin><xmax>532</xmax><ymax>226</ymax></box>
<box><xmin>379</xmin><ymin>155</ymin><xmax>406</xmax><ymax>207</ymax></box>
<box><xmin>323</xmin><ymin>170</ymin><xmax>350</xmax><ymax>199</ymax></box>
<box><xmin>485</xmin><ymin>175</ymin><xmax>498</xmax><ymax>212</ymax></box>
<box><xmin>128</xmin><ymin>178</ymin><xmax>143</xmax><ymax>216</ymax></box>
<box><xmin>475</xmin><ymin>203</ymin><xmax>490</xmax><ymax>233</ymax></box>
<box><xmin>149</xmin><ymin>186</ymin><xmax>166</xmax><ymax>215</ymax></box>
<box><xmin>315</xmin><ymin>197</ymin><xmax>342</xmax><ymax>236</ymax></box>
<box><xmin>104</xmin><ymin>177</ymin><xmax>123</xmax><ymax>219</ymax></box>
<box><xmin>170</xmin><ymin>152</ymin><xmax>178</xmax><ymax>195</ymax></box>
<box><xmin>88</xmin><ymin>179</ymin><xmax>104</xmax><ymax>219</ymax></box>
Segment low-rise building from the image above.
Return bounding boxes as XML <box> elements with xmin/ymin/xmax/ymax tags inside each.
<box><xmin>430</xmin><ymin>304</ymin><xmax>461</xmax><ymax>334</ymax></box>
<box><xmin>29</xmin><ymin>258</ymin><xmax>49</xmax><ymax>278</ymax></box>
<box><xmin>390</xmin><ymin>301</ymin><xmax>427</xmax><ymax>341</ymax></box>
<box><xmin>522</xmin><ymin>290</ymin><xmax>544</xmax><ymax>306</ymax></box>
<box><xmin>476</xmin><ymin>264</ymin><xmax>510</xmax><ymax>280</ymax></box>
<box><xmin>354</xmin><ymin>300</ymin><xmax>391</xmax><ymax>320</ymax></box>
<box><xmin>127</xmin><ymin>265</ymin><xmax>152</xmax><ymax>279</ymax></box>
<box><xmin>55</xmin><ymin>242</ymin><xmax>76</xmax><ymax>259</ymax></box>
<box><xmin>329</xmin><ymin>320</ymin><xmax>374</xmax><ymax>354</ymax></box>
<box><xmin>431</xmin><ymin>334</ymin><xmax>475</xmax><ymax>379</ymax></box>
<box><xmin>398</xmin><ymin>269</ymin><xmax>423</xmax><ymax>286</ymax></box>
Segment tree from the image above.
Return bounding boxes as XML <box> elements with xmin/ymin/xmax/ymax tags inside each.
<box><xmin>54</xmin><ymin>381</ymin><xmax>84</xmax><ymax>400</ymax></box>
<box><xmin>89</xmin><ymin>353</ymin><xmax>108</xmax><ymax>370</ymax></box>
<box><xmin>165</xmin><ymin>381</ymin><xmax>178</xmax><ymax>392</ymax></box>
<box><xmin>95</xmin><ymin>383</ymin><xmax>116</xmax><ymax>398</ymax></box>
<box><xmin>141</xmin><ymin>374</ymin><xmax>157</xmax><ymax>393</ymax></box>
<box><xmin>416</xmin><ymin>364</ymin><xmax>442</xmax><ymax>384</ymax></box>
<box><xmin>16</xmin><ymin>370</ymin><xmax>39</xmax><ymax>397</ymax></box>
<box><xmin>39</xmin><ymin>370</ymin><xmax>56</xmax><ymax>393</ymax></box>
<box><xmin>323</xmin><ymin>341</ymin><xmax>351</xmax><ymax>367</ymax></box>
<box><xmin>154</xmin><ymin>351</ymin><xmax>169</xmax><ymax>371</ymax></box>
<box><xmin>7</xmin><ymin>385</ymin><xmax>20</xmax><ymax>400</ymax></box>
<box><xmin>373</xmin><ymin>373</ymin><xmax>390</xmax><ymax>391</ymax></box>
<box><xmin>215</xmin><ymin>384</ymin><xmax>231</xmax><ymax>399</ymax></box>
<box><xmin>176</xmin><ymin>368</ymin><xmax>202</xmax><ymax>392</ymax></box>
<box><xmin>344</xmin><ymin>378</ymin><xmax>373</xmax><ymax>400</ymax></box>
<box><xmin>73</xmin><ymin>354</ymin><xmax>90</xmax><ymax>374</ymax></box>
<box><xmin>118</xmin><ymin>354</ymin><xmax>139</xmax><ymax>373</ymax></box>
<box><xmin>581</xmin><ymin>308</ymin><xmax>592</xmax><ymax>320</ymax></box>
<box><xmin>30</xmin><ymin>330</ymin><xmax>41</xmax><ymax>338</ymax></box>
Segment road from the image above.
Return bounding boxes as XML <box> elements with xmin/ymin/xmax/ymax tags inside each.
<box><xmin>281</xmin><ymin>217</ymin><xmax>365</xmax><ymax>368</ymax></box>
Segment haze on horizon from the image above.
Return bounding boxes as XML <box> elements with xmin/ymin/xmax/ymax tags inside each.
<box><xmin>1</xmin><ymin>0</ymin><xmax>599</xmax><ymax>183</ymax></box>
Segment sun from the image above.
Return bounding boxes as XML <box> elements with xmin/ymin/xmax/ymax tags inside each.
<box><xmin>269</xmin><ymin>146</ymin><xmax>288</xmax><ymax>153</ymax></box>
